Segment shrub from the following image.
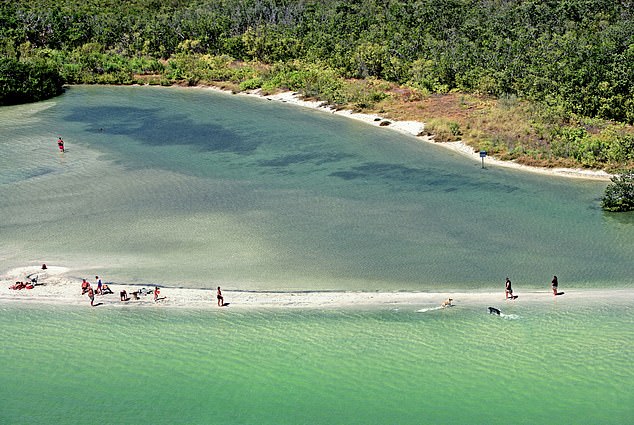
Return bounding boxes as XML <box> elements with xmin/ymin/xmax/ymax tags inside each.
<box><xmin>601</xmin><ymin>171</ymin><xmax>634</xmax><ymax>212</ymax></box>
<box><xmin>0</xmin><ymin>58</ymin><xmax>64</xmax><ymax>105</ymax></box>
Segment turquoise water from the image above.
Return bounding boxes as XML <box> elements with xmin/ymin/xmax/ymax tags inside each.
<box><xmin>1</xmin><ymin>303</ymin><xmax>633</xmax><ymax>424</ymax></box>
<box><xmin>0</xmin><ymin>85</ymin><xmax>632</xmax><ymax>290</ymax></box>
<box><xmin>2</xmin><ymin>87</ymin><xmax>634</xmax><ymax>424</ymax></box>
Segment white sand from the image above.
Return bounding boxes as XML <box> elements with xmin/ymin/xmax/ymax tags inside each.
<box><xmin>2</xmin><ymin>265</ymin><xmax>631</xmax><ymax>310</ymax></box>
<box><xmin>219</xmin><ymin>88</ymin><xmax>610</xmax><ymax>181</ymax></box>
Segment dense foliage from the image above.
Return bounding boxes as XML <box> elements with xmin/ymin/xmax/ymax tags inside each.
<box><xmin>601</xmin><ymin>171</ymin><xmax>634</xmax><ymax>212</ymax></box>
<box><xmin>0</xmin><ymin>58</ymin><xmax>64</xmax><ymax>105</ymax></box>
<box><xmin>1</xmin><ymin>0</ymin><xmax>633</xmax><ymax>169</ymax></box>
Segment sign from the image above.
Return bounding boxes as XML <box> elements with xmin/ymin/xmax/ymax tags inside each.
<box><xmin>480</xmin><ymin>150</ymin><xmax>487</xmax><ymax>158</ymax></box>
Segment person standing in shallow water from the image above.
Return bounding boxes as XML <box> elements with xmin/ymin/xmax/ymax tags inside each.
<box><xmin>216</xmin><ymin>287</ymin><xmax>224</xmax><ymax>306</ymax></box>
<box><xmin>551</xmin><ymin>275</ymin><xmax>559</xmax><ymax>295</ymax></box>
<box><xmin>57</xmin><ymin>137</ymin><xmax>64</xmax><ymax>153</ymax></box>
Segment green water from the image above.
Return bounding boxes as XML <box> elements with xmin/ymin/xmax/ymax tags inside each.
<box><xmin>1</xmin><ymin>303</ymin><xmax>633</xmax><ymax>424</ymax></box>
<box><xmin>0</xmin><ymin>86</ymin><xmax>632</xmax><ymax>290</ymax></box>
<box><xmin>1</xmin><ymin>86</ymin><xmax>633</xmax><ymax>424</ymax></box>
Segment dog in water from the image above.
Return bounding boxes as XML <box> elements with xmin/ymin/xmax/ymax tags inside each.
<box><xmin>488</xmin><ymin>307</ymin><xmax>501</xmax><ymax>315</ymax></box>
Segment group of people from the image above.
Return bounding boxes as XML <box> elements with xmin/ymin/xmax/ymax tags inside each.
<box><xmin>118</xmin><ymin>286</ymin><xmax>161</xmax><ymax>302</ymax></box>
<box><xmin>81</xmin><ymin>276</ymin><xmax>113</xmax><ymax>306</ymax></box>
<box><xmin>8</xmin><ymin>272</ymin><xmax>40</xmax><ymax>291</ymax></box>
<box><xmin>439</xmin><ymin>275</ymin><xmax>562</xmax><ymax>312</ymax></box>
<box><xmin>504</xmin><ymin>275</ymin><xmax>561</xmax><ymax>300</ymax></box>
<box><xmin>9</xmin><ymin>280</ymin><xmax>35</xmax><ymax>290</ymax></box>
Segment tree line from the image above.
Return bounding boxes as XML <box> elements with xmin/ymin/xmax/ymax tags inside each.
<box><xmin>2</xmin><ymin>0</ymin><xmax>632</xmax><ymax>122</ymax></box>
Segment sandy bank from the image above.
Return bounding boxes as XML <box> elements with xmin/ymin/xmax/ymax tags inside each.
<box><xmin>2</xmin><ymin>265</ymin><xmax>631</xmax><ymax>310</ymax></box>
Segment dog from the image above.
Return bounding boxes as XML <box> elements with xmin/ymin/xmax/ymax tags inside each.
<box><xmin>488</xmin><ymin>307</ymin><xmax>501</xmax><ymax>315</ymax></box>
<box><xmin>440</xmin><ymin>298</ymin><xmax>453</xmax><ymax>308</ymax></box>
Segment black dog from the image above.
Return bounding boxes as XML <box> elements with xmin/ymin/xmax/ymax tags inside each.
<box><xmin>488</xmin><ymin>307</ymin><xmax>501</xmax><ymax>315</ymax></box>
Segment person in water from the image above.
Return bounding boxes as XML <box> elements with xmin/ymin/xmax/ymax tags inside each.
<box><xmin>505</xmin><ymin>277</ymin><xmax>513</xmax><ymax>299</ymax></box>
<box><xmin>216</xmin><ymin>286</ymin><xmax>224</xmax><ymax>306</ymax></box>
<box><xmin>57</xmin><ymin>137</ymin><xmax>64</xmax><ymax>152</ymax></box>
<box><xmin>551</xmin><ymin>275</ymin><xmax>559</xmax><ymax>295</ymax></box>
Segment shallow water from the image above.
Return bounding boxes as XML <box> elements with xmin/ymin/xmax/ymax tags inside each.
<box><xmin>1</xmin><ymin>86</ymin><xmax>632</xmax><ymax>291</ymax></box>
<box><xmin>1</xmin><ymin>303</ymin><xmax>632</xmax><ymax>424</ymax></box>
<box><xmin>2</xmin><ymin>87</ymin><xmax>633</xmax><ymax>425</ymax></box>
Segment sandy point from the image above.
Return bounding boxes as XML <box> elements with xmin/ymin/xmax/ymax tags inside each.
<box><xmin>2</xmin><ymin>265</ymin><xmax>633</xmax><ymax>310</ymax></box>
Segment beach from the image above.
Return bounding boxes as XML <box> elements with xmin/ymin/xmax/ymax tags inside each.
<box><xmin>3</xmin><ymin>265</ymin><xmax>632</xmax><ymax>310</ymax></box>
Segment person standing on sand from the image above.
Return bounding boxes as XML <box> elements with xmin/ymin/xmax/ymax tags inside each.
<box><xmin>505</xmin><ymin>277</ymin><xmax>513</xmax><ymax>299</ymax></box>
<box><xmin>154</xmin><ymin>287</ymin><xmax>160</xmax><ymax>302</ymax></box>
<box><xmin>216</xmin><ymin>286</ymin><xmax>224</xmax><ymax>306</ymax></box>
<box><xmin>87</xmin><ymin>286</ymin><xmax>95</xmax><ymax>306</ymax></box>
<box><xmin>551</xmin><ymin>275</ymin><xmax>558</xmax><ymax>295</ymax></box>
<box><xmin>95</xmin><ymin>276</ymin><xmax>102</xmax><ymax>295</ymax></box>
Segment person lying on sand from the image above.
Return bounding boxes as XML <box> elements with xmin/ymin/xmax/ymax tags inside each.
<box><xmin>9</xmin><ymin>281</ymin><xmax>28</xmax><ymax>290</ymax></box>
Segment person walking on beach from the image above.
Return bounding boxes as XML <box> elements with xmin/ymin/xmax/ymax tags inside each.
<box><xmin>216</xmin><ymin>286</ymin><xmax>224</xmax><ymax>306</ymax></box>
<box><xmin>87</xmin><ymin>286</ymin><xmax>95</xmax><ymax>306</ymax></box>
<box><xmin>57</xmin><ymin>137</ymin><xmax>64</xmax><ymax>153</ymax></box>
<box><xmin>505</xmin><ymin>277</ymin><xmax>513</xmax><ymax>299</ymax></box>
<box><xmin>154</xmin><ymin>287</ymin><xmax>160</xmax><ymax>302</ymax></box>
<box><xmin>551</xmin><ymin>275</ymin><xmax>559</xmax><ymax>295</ymax></box>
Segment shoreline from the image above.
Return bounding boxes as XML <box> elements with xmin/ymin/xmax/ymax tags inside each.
<box><xmin>193</xmin><ymin>85</ymin><xmax>612</xmax><ymax>182</ymax></box>
<box><xmin>2</xmin><ymin>265</ymin><xmax>631</xmax><ymax>310</ymax></box>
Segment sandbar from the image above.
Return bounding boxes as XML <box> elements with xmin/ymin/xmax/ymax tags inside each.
<box><xmin>2</xmin><ymin>265</ymin><xmax>631</xmax><ymax>310</ymax></box>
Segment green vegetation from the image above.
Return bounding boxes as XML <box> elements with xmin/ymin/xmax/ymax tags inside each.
<box><xmin>1</xmin><ymin>0</ymin><xmax>633</xmax><ymax>170</ymax></box>
<box><xmin>602</xmin><ymin>171</ymin><xmax>634</xmax><ymax>212</ymax></box>
<box><xmin>0</xmin><ymin>58</ymin><xmax>63</xmax><ymax>105</ymax></box>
